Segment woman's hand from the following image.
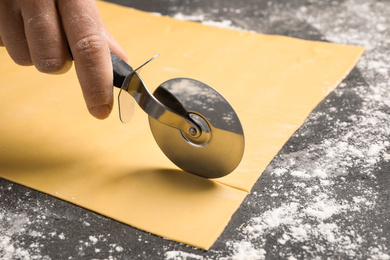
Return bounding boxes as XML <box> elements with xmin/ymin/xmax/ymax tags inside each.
<box><xmin>0</xmin><ymin>0</ymin><xmax>128</xmax><ymax>119</ymax></box>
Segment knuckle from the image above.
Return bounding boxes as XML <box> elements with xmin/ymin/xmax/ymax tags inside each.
<box><xmin>14</xmin><ymin>59</ymin><xmax>33</xmax><ymax>66</ymax></box>
<box><xmin>87</xmin><ymin>86</ymin><xmax>110</xmax><ymax>102</ymax></box>
<box><xmin>4</xmin><ymin>39</ymin><xmax>33</xmax><ymax>65</ymax></box>
<box><xmin>11</xmin><ymin>53</ymin><xmax>33</xmax><ymax>66</ymax></box>
<box><xmin>88</xmin><ymin>87</ymin><xmax>105</xmax><ymax>97</ymax></box>
<box><xmin>35</xmin><ymin>56</ymin><xmax>67</xmax><ymax>73</ymax></box>
<box><xmin>83</xmin><ymin>82</ymin><xmax>112</xmax><ymax>105</ymax></box>
<box><xmin>72</xmin><ymin>33</ymin><xmax>105</xmax><ymax>58</ymax></box>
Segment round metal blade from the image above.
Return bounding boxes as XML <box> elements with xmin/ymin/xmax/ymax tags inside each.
<box><xmin>149</xmin><ymin>78</ymin><xmax>245</xmax><ymax>179</ymax></box>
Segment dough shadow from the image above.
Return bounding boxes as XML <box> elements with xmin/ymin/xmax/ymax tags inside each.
<box><xmin>0</xmin><ymin>147</ymin><xmax>82</xmax><ymax>174</ymax></box>
<box><xmin>109</xmin><ymin>167</ymin><xmax>217</xmax><ymax>193</ymax></box>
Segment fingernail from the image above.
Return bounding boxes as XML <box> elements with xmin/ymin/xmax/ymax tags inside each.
<box><xmin>89</xmin><ymin>104</ymin><xmax>112</xmax><ymax>119</ymax></box>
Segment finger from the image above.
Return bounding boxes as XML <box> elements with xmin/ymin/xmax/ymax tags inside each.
<box><xmin>21</xmin><ymin>0</ymin><xmax>72</xmax><ymax>74</ymax></box>
<box><xmin>103</xmin><ymin>23</ymin><xmax>128</xmax><ymax>62</ymax></box>
<box><xmin>58</xmin><ymin>0</ymin><xmax>113</xmax><ymax>119</ymax></box>
<box><xmin>0</xmin><ymin>1</ymin><xmax>32</xmax><ymax>65</ymax></box>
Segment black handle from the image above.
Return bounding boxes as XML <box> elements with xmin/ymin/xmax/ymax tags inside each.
<box><xmin>110</xmin><ymin>51</ymin><xmax>134</xmax><ymax>88</ymax></box>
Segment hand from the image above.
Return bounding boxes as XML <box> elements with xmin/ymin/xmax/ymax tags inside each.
<box><xmin>0</xmin><ymin>0</ymin><xmax>128</xmax><ymax>119</ymax></box>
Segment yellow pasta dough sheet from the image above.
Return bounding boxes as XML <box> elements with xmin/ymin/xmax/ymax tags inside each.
<box><xmin>0</xmin><ymin>1</ymin><xmax>364</xmax><ymax>249</ymax></box>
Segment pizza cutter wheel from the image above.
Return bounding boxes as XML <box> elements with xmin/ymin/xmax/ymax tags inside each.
<box><xmin>111</xmin><ymin>52</ymin><xmax>244</xmax><ymax>178</ymax></box>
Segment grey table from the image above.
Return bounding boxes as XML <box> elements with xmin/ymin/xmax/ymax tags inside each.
<box><xmin>1</xmin><ymin>0</ymin><xmax>389</xmax><ymax>259</ymax></box>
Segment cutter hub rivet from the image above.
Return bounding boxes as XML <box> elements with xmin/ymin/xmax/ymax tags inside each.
<box><xmin>189</xmin><ymin>127</ymin><xmax>198</xmax><ymax>136</ymax></box>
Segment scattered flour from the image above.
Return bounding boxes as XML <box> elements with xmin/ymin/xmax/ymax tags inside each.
<box><xmin>0</xmin><ymin>212</ymin><xmax>49</xmax><ymax>259</ymax></box>
<box><xmin>89</xmin><ymin>235</ymin><xmax>98</xmax><ymax>244</ymax></box>
<box><xmin>228</xmin><ymin>241</ymin><xmax>266</xmax><ymax>260</ymax></box>
<box><xmin>0</xmin><ymin>236</ymin><xmax>31</xmax><ymax>260</ymax></box>
<box><xmin>165</xmin><ymin>251</ymin><xmax>204</xmax><ymax>260</ymax></box>
<box><xmin>173</xmin><ymin>13</ymin><xmax>247</xmax><ymax>31</ymax></box>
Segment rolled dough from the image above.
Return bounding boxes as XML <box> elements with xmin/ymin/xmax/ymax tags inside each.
<box><xmin>0</xmin><ymin>1</ymin><xmax>364</xmax><ymax>249</ymax></box>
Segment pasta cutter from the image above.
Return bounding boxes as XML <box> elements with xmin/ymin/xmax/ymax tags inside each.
<box><xmin>111</xmin><ymin>52</ymin><xmax>244</xmax><ymax>179</ymax></box>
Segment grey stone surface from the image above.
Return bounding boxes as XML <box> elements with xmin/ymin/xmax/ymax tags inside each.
<box><xmin>1</xmin><ymin>0</ymin><xmax>389</xmax><ymax>259</ymax></box>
